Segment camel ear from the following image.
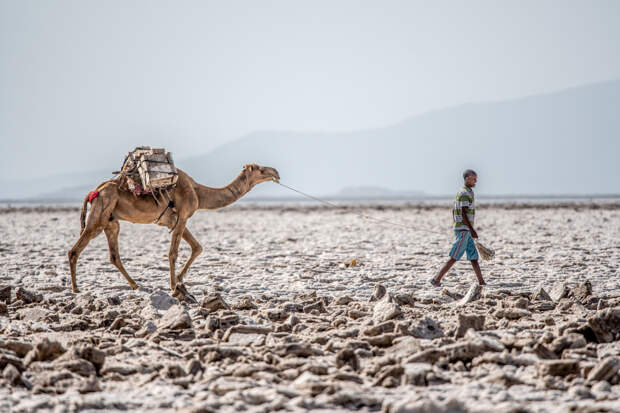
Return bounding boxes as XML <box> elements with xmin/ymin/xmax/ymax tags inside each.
<box><xmin>244</xmin><ymin>164</ymin><xmax>256</xmax><ymax>172</ymax></box>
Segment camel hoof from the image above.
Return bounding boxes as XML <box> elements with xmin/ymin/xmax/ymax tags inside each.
<box><xmin>130</xmin><ymin>283</ymin><xmax>139</xmax><ymax>290</ymax></box>
<box><xmin>72</xmin><ymin>288</ymin><xmax>80</xmax><ymax>294</ymax></box>
<box><xmin>171</xmin><ymin>284</ymin><xmax>197</xmax><ymax>304</ymax></box>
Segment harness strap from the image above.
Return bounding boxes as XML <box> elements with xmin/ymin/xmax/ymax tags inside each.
<box><xmin>155</xmin><ymin>200</ymin><xmax>175</xmax><ymax>224</ymax></box>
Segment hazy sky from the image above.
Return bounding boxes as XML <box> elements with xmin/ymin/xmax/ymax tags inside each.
<box><xmin>1</xmin><ymin>0</ymin><xmax>619</xmax><ymax>180</ymax></box>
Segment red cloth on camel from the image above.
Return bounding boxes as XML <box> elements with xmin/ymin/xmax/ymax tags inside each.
<box><xmin>88</xmin><ymin>191</ymin><xmax>99</xmax><ymax>203</ymax></box>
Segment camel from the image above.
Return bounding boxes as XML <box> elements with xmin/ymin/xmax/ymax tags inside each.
<box><xmin>68</xmin><ymin>164</ymin><xmax>280</xmax><ymax>296</ymax></box>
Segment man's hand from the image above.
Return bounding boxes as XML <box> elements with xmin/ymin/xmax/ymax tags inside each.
<box><xmin>471</xmin><ymin>229</ymin><xmax>478</xmax><ymax>239</ymax></box>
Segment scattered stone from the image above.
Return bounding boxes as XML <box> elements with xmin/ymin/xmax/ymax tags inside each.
<box><xmin>3</xmin><ymin>363</ymin><xmax>21</xmax><ymax>386</ymax></box>
<box><xmin>0</xmin><ymin>285</ymin><xmax>10</xmax><ymax>303</ymax></box>
<box><xmin>393</xmin><ymin>293</ymin><xmax>416</xmax><ymax>306</ymax></box>
<box><xmin>459</xmin><ymin>283</ymin><xmax>481</xmax><ymax>305</ymax></box>
<box><xmin>533</xmin><ymin>343</ymin><xmax>558</xmax><ymax>360</ymax></box>
<box><xmin>537</xmin><ymin>360</ymin><xmax>580</xmax><ymax>377</ymax></box>
<box><xmin>232</xmin><ymin>296</ymin><xmax>257</xmax><ymax>310</ymax></box>
<box><xmin>465</xmin><ymin>330</ymin><xmax>506</xmax><ymax>352</ymax></box>
<box><xmin>74</xmin><ymin>345</ymin><xmax>106</xmax><ymax>373</ymax></box>
<box><xmin>55</xmin><ymin>356</ymin><xmax>97</xmax><ymax>377</ymax></box>
<box><xmin>591</xmin><ymin>381</ymin><xmax>611</xmax><ymax>397</ymax></box>
<box><xmin>569</xmin><ymin>280</ymin><xmax>593</xmax><ymax>303</ymax></box>
<box><xmin>15</xmin><ymin>287</ymin><xmax>42</xmax><ymax>304</ymax></box>
<box><xmin>363</xmin><ymin>321</ymin><xmax>395</xmax><ymax>337</ymax></box>
<box><xmin>162</xmin><ymin>363</ymin><xmax>186</xmax><ymax>379</ymax></box>
<box><xmin>442</xmin><ymin>289</ymin><xmax>463</xmax><ymax>301</ymax></box>
<box><xmin>373</xmin><ymin>296</ymin><xmax>402</xmax><ymax>322</ymax></box>
<box><xmin>333</xmin><ymin>296</ymin><xmax>354</xmax><ymax>306</ymax></box>
<box><xmin>587</xmin><ymin>357</ymin><xmax>620</xmax><ymax>383</ymax></box>
<box><xmin>335</xmin><ymin>348</ymin><xmax>359</xmax><ymax>371</ymax></box>
<box><xmin>364</xmin><ymin>333</ymin><xmax>396</xmax><ymax>347</ymax></box>
<box><xmin>587</xmin><ymin>307</ymin><xmax>620</xmax><ymax>343</ymax></box>
<box><xmin>402</xmin><ymin>362</ymin><xmax>432</xmax><ymax>386</ymax></box>
<box><xmin>201</xmin><ymin>293</ymin><xmax>230</xmax><ymax>312</ymax></box>
<box><xmin>481</xmin><ymin>371</ymin><xmax>525</xmax><ymax>387</ymax></box>
<box><xmin>0</xmin><ymin>353</ymin><xmax>24</xmax><ymax>371</ymax></box>
<box><xmin>549</xmin><ymin>282</ymin><xmax>569</xmax><ymax>301</ymax></box>
<box><xmin>136</xmin><ymin>321</ymin><xmax>157</xmax><ymax>338</ymax></box>
<box><xmin>472</xmin><ymin>352</ymin><xmax>537</xmax><ymax>367</ymax></box>
<box><xmin>348</xmin><ymin>309</ymin><xmax>370</xmax><ymax>320</ymax></box>
<box><xmin>186</xmin><ymin>359</ymin><xmax>204</xmax><ymax>376</ymax></box>
<box><xmin>78</xmin><ymin>375</ymin><xmax>101</xmax><ymax>394</ymax></box>
<box><xmin>294</xmin><ymin>371</ymin><xmax>328</xmax><ymax>396</ymax></box>
<box><xmin>568</xmin><ymin>384</ymin><xmax>593</xmax><ymax>399</ymax></box>
<box><xmin>531</xmin><ymin>285</ymin><xmax>552</xmax><ymax>301</ymax></box>
<box><xmin>0</xmin><ymin>340</ymin><xmax>33</xmax><ymax>357</ymax></box>
<box><xmin>219</xmin><ymin>314</ymin><xmax>240</xmax><ymax>330</ymax></box>
<box><xmin>410</xmin><ymin>317</ymin><xmax>443</xmax><ymax>339</ymax></box>
<box><xmin>369</xmin><ymin>284</ymin><xmax>386</xmax><ymax>302</ymax></box>
<box><xmin>275</xmin><ymin>342</ymin><xmax>315</xmax><ymax>358</ymax></box>
<box><xmin>223</xmin><ymin>325</ymin><xmax>271</xmax><ymax>345</ymax></box>
<box><xmin>493</xmin><ymin>308</ymin><xmax>531</xmax><ymax>320</ymax></box>
<box><xmin>107</xmin><ymin>296</ymin><xmax>121</xmax><ymax>306</ymax></box>
<box><xmin>159</xmin><ymin>305</ymin><xmax>193</xmax><ymax>330</ymax></box>
<box><xmin>24</xmin><ymin>338</ymin><xmax>65</xmax><ymax>365</ymax></box>
<box><xmin>149</xmin><ymin>289</ymin><xmax>179</xmax><ymax>311</ymax></box>
<box><xmin>285</xmin><ymin>314</ymin><xmax>300</xmax><ymax>328</ymax></box>
<box><xmin>0</xmin><ymin>302</ymin><xmax>6</xmax><ymax>314</ymax></box>
<box><xmin>454</xmin><ymin>314</ymin><xmax>485</xmax><ymax>338</ymax></box>
<box><xmin>387</xmin><ymin>397</ymin><xmax>468</xmax><ymax>413</ymax></box>
<box><xmin>550</xmin><ymin>333</ymin><xmax>586</xmax><ymax>355</ymax></box>
<box><xmin>512</xmin><ymin>297</ymin><xmax>529</xmax><ymax>309</ymax></box>
<box><xmin>281</xmin><ymin>302</ymin><xmax>304</xmax><ymax>313</ymax></box>
<box><xmin>303</xmin><ymin>300</ymin><xmax>326</xmax><ymax>314</ymax></box>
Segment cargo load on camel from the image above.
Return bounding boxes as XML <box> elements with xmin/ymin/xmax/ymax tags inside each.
<box><xmin>116</xmin><ymin>147</ymin><xmax>178</xmax><ymax>197</ymax></box>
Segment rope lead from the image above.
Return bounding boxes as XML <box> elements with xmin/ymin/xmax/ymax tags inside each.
<box><xmin>275</xmin><ymin>181</ymin><xmax>444</xmax><ymax>236</ymax></box>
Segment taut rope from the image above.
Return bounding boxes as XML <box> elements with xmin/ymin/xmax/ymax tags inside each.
<box><xmin>275</xmin><ymin>181</ymin><xmax>445</xmax><ymax>237</ymax></box>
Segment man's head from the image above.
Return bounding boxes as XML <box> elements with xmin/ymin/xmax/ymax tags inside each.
<box><xmin>463</xmin><ymin>169</ymin><xmax>477</xmax><ymax>188</ymax></box>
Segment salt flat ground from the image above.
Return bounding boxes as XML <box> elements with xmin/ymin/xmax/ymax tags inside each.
<box><xmin>0</xmin><ymin>203</ymin><xmax>619</xmax><ymax>412</ymax></box>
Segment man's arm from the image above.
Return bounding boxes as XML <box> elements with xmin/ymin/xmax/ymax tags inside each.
<box><xmin>461</xmin><ymin>206</ymin><xmax>478</xmax><ymax>239</ymax></box>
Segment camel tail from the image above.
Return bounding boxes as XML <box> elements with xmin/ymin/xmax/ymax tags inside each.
<box><xmin>80</xmin><ymin>193</ymin><xmax>90</xmax><ymax>234</ymax></box>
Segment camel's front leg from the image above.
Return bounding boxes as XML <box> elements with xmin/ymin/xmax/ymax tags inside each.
<box><xmin>168</xmin><ymin>218</ymin><xmax>187</xmax><ymax>292</ymax></box>
<box><xmin>104</xmin><ymin>220</ymin><xmax>138</xmax><ymax>290</ymax></box>
<box><xmin>177</xmin><ymin>228</ymin><xmax>203</xmax><ymax>284</ymax></box>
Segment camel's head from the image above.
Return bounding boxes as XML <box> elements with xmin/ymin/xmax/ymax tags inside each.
<box><xmin>243</xmin><ymin>164</ymin><xmax>280</xmax><ymax>185</ymax></box>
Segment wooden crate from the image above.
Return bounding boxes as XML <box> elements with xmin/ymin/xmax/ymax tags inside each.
<box><xmin>121</xmin><ymin>147</ymin><xmax>178</xmax><ymax>192</ymax></box>
<box><xmin>137</xmin><ymin>150</ymin><xmax>178</xmax><ymax>190</ymax></box>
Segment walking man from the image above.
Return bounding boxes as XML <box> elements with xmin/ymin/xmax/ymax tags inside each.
<box><xmin>430</xmin><ymin>169</ymin><xmax>486</xmax><ymax>287</ymax></box>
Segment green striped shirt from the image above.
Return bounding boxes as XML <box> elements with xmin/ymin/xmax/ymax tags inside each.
<box><xmin>453</xmin><ymin>186</ymin><xmax>475</xmax><ymax>231</ymax></box>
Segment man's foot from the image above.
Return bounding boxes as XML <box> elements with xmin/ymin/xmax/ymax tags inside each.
<box><xmin>429</xmin><ymin>278</ymin><xmax>442</xmax><ymax>287</ymax></box>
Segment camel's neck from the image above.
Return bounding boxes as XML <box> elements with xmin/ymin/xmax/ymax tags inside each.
<box><xmin>195</xmin><ymin>172</ymin><xmax>253</xmax><ymax>210</ymax></box>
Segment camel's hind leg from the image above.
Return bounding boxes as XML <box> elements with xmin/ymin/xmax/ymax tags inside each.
<box><xmin>104</xmin><ymin>219</ymin><xmax>138</xmax><ymax>290</ymax></box>
<box><xmin>68</xmin><ymin>228</ymin><xmax>102</xmax><ymax>293</ymax></box>
<box><xmin>68</xmin><ymin>183</ymin><xmax>118</xmax><ymax>293</ymax></box>
<box><xmin>176</xmin><ymin>228</ymin><xmax>203</xmax><ymax>284</ymax></box>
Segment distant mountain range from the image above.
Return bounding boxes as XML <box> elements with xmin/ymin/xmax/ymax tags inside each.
<box><xmin>2</xmin><ymin>79</ymin><xmax>619</xmax><ymax>200</ymax></box>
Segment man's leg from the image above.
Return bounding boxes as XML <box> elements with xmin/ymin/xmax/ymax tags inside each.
<box><xmin>431</xmin><ymin>231</ymin><xmax>467</xmax><ymax>286</ymax></box>
<box><xmin>432</xmin><ymin>258</ymin><xmax>457</xmax><ymax>285</ymax></box>
<box><xmin>471</xmin><ymin>259</ymin><xmax>486</xmax><ymax>285</ymax></box>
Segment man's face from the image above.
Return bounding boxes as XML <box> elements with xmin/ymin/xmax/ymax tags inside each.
<box><xmin>465</xmin><ymin>174</ymin><xmax>477</xmax><ymax>187</ymax></box>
